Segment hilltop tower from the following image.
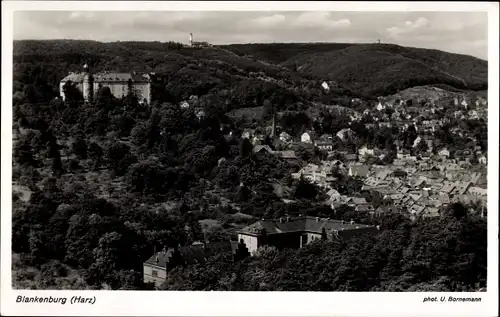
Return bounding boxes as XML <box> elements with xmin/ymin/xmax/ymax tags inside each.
<box><xmin>189</xmin><ymin>33</ymin><xmax>193</xmax><ymax>46</ymax></box>
<box><xmin>82</xmin><ymin>63</ymin><xmax>94</xmax><ymax>103</ymax></box>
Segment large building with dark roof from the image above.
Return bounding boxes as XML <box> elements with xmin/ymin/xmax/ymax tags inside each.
<box><xmin>237</xmin><ymin>216</ymin><xmax>379</xmax><ymax>255</ymax></box>
<box><xmin>143</xmin><ymin>241</ymin><xmax>247</xmax><ymax>288</ymax></box>
<box><xmin>59</xmin><ymin>64</ymin><xmax>152</xmax><ymax>104</ymax></box>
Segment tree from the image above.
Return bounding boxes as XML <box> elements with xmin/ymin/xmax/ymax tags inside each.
<box><xmin>106</xmin><ymin>141</ymin><xmax>136</xmax><ymax>176</ymax></box>
<box><xmin>88</xmin><ymin>142</ymin><xmax>104</xmax><ymax>170</ymax></box>
<box><xmin>416</xmin><ymin>138</ymin><xmax>428</xmax><ymax>153</ymax></box>
<box><xmin>321</xmin><ymin>228</ymin><xmax>327</xmax><ymax>240</ymax></box>
<box><xmin>13</xmin><ymin>138</ymin><xmax>38</xmax><ymax>167</ymax></box>
<box><xmin>239</xmin><ymin>138</ymin><xmax>253</xmax><ymax>158</ymax></box>
<box><xmin>234</xmin><ymin>239</ymin><xmax>250</xmax><ymax>261</ymax></box>
<box><xmin>63</xmin><ymin>81</ymin><xmax>84</xmax><ymax>104</ymax></box>
<box><xmin>72</xmin><ymin>138</ymin><xmax>88</xmax><ymax>159</ymax></box>
<box><xmin>95</xmin><ymin>86</ymin><xmax>114</xmax><ymax>108</ymax></box>
<box><xmin>294</xmin><ymin>176</ymin><xmax>318</xmax><ymax>200</ymax></box>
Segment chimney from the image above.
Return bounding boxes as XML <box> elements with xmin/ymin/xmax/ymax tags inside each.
<box><xmin>286</xmin><ymin>216</ymin><xmax>290</xmax><ymax>222</ymax></box>
<box><xmin>279</xmin><ymin>217</ymin><xmax>283</xmax><ymax>223</ymax></box>
<box><xmin>155</xmin><ymin>255</ymin><xmax>159</xmax><ymax>263</ymax></box>
<box><xmin>316</xmin><ymin>217</ymin><xmax>319</xmax><ymax>222</ymax></box>
<box><xmin>350</xmin><ymin>219</ymin><xmax>354</xmax><ymax>225</ymax></box>
<box><xmin>341</xmin><ymin>220</ymin><xmax>344</xmax><ymax>225</ymax></box>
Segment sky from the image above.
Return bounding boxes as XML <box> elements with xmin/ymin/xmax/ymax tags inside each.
<box><xmin>14</xmin><ymin>11</ymin><xmax>488</xmax><ymax>60</ymax></box>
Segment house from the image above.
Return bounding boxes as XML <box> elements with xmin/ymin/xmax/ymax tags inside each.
<box><xmin>279</xmin><ymin>132</ymin><xmax>292</xmax><ymax>143</ymax></box>
<box><xmin>350</xmin><ymin>197</ymin><xmax>368</xmax><ymax>206</ymax></box>
<box><xmin>143</xmin><ymin>240</ymin><xmax>242</xmax><ymax>287</ymax></box>
<box><xmin>237</xmin><ymin>216</ymin><xmax>379</xmax><ymax>255</ymax></box>
<box><xmin>242</xmin><ymin>129</ymin><xmax>254</xmax><ymax>139</ymax></box>
<box><xmin>438</xmin><ymin>148</ymin><xmax>450</xmax><ymax>158</ymax></box>
<box><xmin>315</xmin><ymin>141</ymin><xmax>334</xmax><ymax>152</ymax></box>
<box><xmin>355</xmin><ymin>204</ymin><xmax>374</xmax><ymax>213</ymax></box>
<box><xmin>345</xmin><ymin>154</ymin><xmax>358</xmax><ymax>162</ymax></box>
<box><xmin>276</xmin><ymin>150</ymin><xmax>298</xmax><ymax>160</ymax></box>
<box><xmin>422</xmin><ymin>207</ymin><xmax>440</xmax><ymax>219</ymax></box>
<box><xmin>478</xmin><ymin>155</ymin><xmax>487</xmax><ymax>165</ymax></box>
<box><xmin>358</xmin><ymin>146</ymin><xmax>375</xmax><ymax>157</ymax></box>
<box><xmin>336</xmin><ymin>128</ymin><xmax>355</xmax><ymax>142</ymax></box>
<box><xmin>195</xmin><ymin>108</ymin><xmax>206</xmax><ymax>120</ymax></box>
<box><xmin>348</xmin><ymin>165</ymin><xmax>370</xmax><ymax>178</ymax></box>
<box><xmin>376</xmin><ymin>102</ymin><xmax>385</xmax><ymax>111</ymax></box>
<box><xmin>364</xmin><ymin>177</ymin><xmax>380</xmax><ymax>188</ymax></box>
<box><xmin>468</xmin><ymin>186</ymin><xmax>487</xmax><ymax>200</ymax></box>
<box><xmin>274</xmin><ymin>150</ymin><xmax>299</xmax><ymax>166</ymax></box>
<box><xmin>440</xmin><ymin>182</ymin><xmax>455</xmax><ymax>194</ymax></box>
<box><xmin>452</xmin><ymin>181</ymin><xmax>472</xmax><ymax>196</ymax></box>
<box><xmin>408</xmin><ymin>193</ymin><xmax>423</xmax><ymax>203</ymax></box>
<box><xmin>373</xmin><ymin>205</ymin><xmax>399</xmax><ymax>217</ymax></box>
<box><xmin>326</xmin><ymin>188</ymin><xmax>341</xmax><ymax>201</ymax></box>
<box><xmin>301</xmin><ymin>131</ymin><xmax>315</xmax><ymax>144</ymax></box>
<box><xmin>253</xmin><ymin>145</ymin><xmax>273</xmax><ymax>154</ymax></box>
<box><xmin>409</xmin><ymin>204</ymin><xmax>426</xmax><ymax>220</ymax></box>
<box><xmin>413</xmin><ymin>178</ymin><xmax>427</xmax><ymax>189</ymax></box>
<box><xmin>331</xmin><ymin>160</ymin><xmax>347</xmax><ymax>170</ymax></box>
<box><xmin>375</xmin><ymin>168</ymin><xmax>392</xmax><ymax>180</ymax></box>
<box><xmin>389</xmin><ymin>193</ymin><xmax>405</xmax><ymax>201</ymax></box>
<box><xmin>314</xmin><ymin>134</ymin><xmax>335</xmax><ymax>151</ymax></box>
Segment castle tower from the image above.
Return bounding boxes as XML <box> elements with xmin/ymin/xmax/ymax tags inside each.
<box><xmin>189</xmin><ymin>33</ymin><xmax>193</xmax><ymax>46</ymax></box>
<box><xmin>82</xmin><ymin>63</ymin><xmax>94</xmax><ymax>103</ymax></box>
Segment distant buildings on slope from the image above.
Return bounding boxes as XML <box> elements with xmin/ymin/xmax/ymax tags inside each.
<box><xmin>143</xmin><ymin>216</ymin><xmax>378</xmax><ymax>287</ymax></box>
<box><xmin>236</xmin><ymin>216</ymin><xmax>378</xmax><ymax>255</ymax></box>
<box><xmin>59</xmin><ymin>64</ymin><xmax>152</xmax><ymax>105</ymax></box>
<box><xmin>143</xmin><ymin>240</ymin><xmax>245</xmax><ymax>287</ymax></box>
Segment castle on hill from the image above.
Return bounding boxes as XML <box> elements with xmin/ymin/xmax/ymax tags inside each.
<box><xmin>59</xmin><ymin>64</ymin><xmax>152</xmax><ymax>105</ymax></box>
<box><xmin>189</xmin><ymin>33</ymin><xmax>211</xmax><ymax>48</ymax></box>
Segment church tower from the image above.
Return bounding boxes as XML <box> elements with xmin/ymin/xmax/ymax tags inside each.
<box><xmin>82</xmin><ymin>63</ymin><xmax>94</xmax><ymax>103</ymax></box>
<box><xmin>270</xmin><ymin>113</ymin><xmax>276</xmax><ymax>138</ymax></box>
<box><xmin>189</xmin><ymin>33</ymin><xmax>193</xmax><ymax>46</ymax></box>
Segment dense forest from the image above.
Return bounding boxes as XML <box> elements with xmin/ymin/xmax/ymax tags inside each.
<box><xmin>11</xmin><ymin>40</ymin><xmax>487</xmax><ymax>291</ymax></box>
<box><xmin>280</xmin><ymin>43</ymin><xmax>488</xmax><ymax>96</ymax></box>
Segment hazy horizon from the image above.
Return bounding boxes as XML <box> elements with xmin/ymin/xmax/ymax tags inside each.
<box><xmin>14</xmin><ymin>11</ymin><xmax>488</xmax><ymax>60</ymax></box>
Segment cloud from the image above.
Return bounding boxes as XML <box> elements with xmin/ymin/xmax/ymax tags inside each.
<box><xmin>293</xmin><ymin>12</ymin><xmax>351</xmax><ymax>29</ymax></box>
<box><xmin>387</xmin><ymin>17</ymin><xmax>430</xmax><ymax>38</ymax></box>
<box><xmin>237</xmin><ymin>14</ymin><xmax>286</xmax><ymax>30</ymax></box>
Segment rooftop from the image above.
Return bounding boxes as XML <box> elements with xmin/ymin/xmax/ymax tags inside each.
<box><xmin>61</xmin><ymin>71</ymin><xmax>151</xmax><ymax>83</ymax></box>
<box><xmin>144</xmin><ymin>241</ymin><xmax>238</xmax><ymax>268</ymax></box>
<box><xmin>237</xmin><ymin>216</ymin><xmax>375</xmax><ymax>236</ymax></box>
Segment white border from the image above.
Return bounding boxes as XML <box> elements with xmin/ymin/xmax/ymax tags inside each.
<box><xmin>1</xmin><ymin>2</ymin><xmax>499</xmax><ymax>316</ymax></box>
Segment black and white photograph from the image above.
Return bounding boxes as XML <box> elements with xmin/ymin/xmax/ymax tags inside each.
<box><xmin>1</xmin><ymin>1</ymin><xmax>498</xmax><ymax>316</ymax></box>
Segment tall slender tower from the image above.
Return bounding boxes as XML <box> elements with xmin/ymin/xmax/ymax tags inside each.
<box><xmin>270</xmin><ymin>113</ymin><xmax>276</xmax><ymax>138</ymax></box>
<box><xmin>82</xmin><ymin>63</ymin><xmax>94</xmax><ymax>103</ymax></box>
<box><xmin>189</xmin><ymin>33</ymin><xmax>193</xmax><ymax>46</ymax></box>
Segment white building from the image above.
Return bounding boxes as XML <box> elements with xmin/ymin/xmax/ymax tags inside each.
<box><xmin>59</xmin><ymin>64</ymin><xmax>152</xmax><ymax>104</ymax></box>
<box><xmin>301</xmin><ymin>132</ymin><xmax>314</xmax><ymax>144</ymax></box>
<box><xmin>438</xmin><ymin>148</ymin><xmax>450</xmax><ymax>158</ymax></box>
